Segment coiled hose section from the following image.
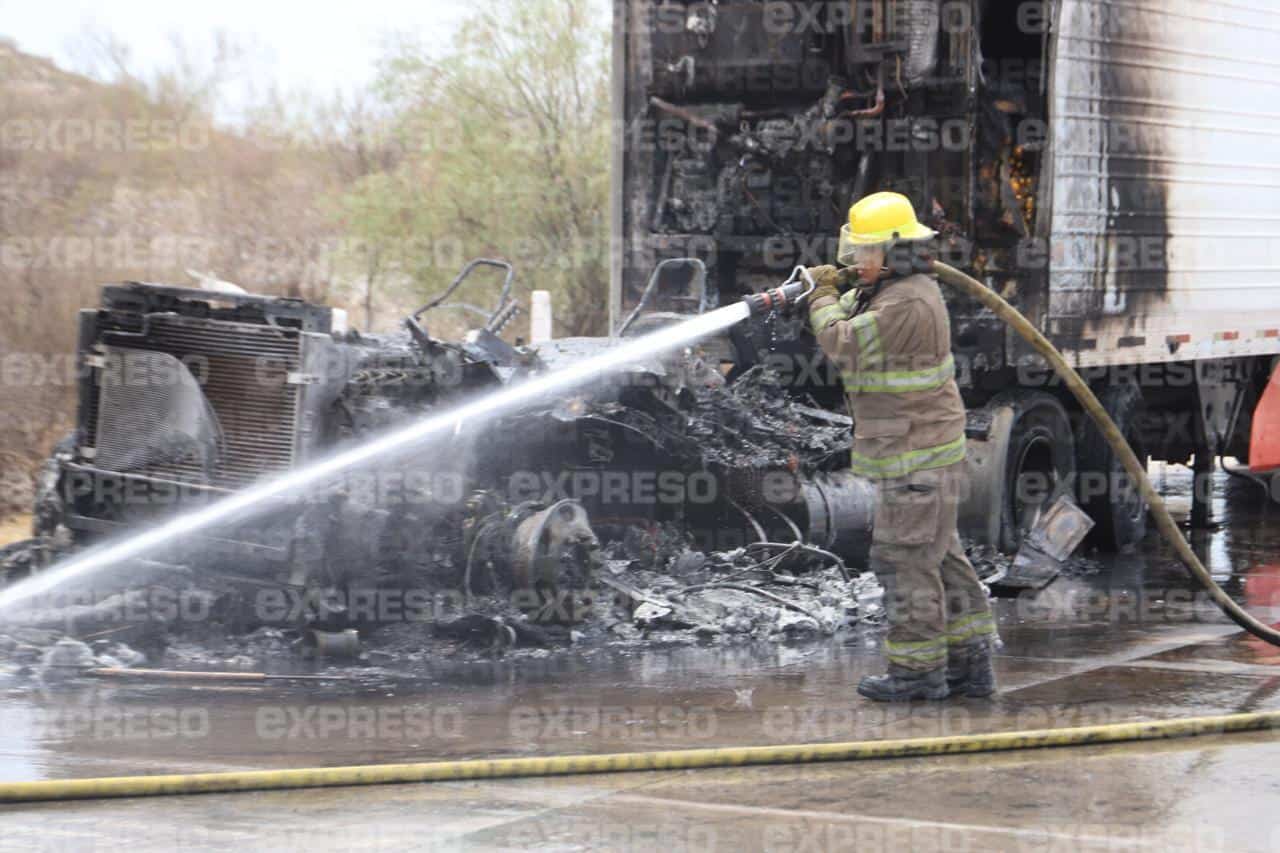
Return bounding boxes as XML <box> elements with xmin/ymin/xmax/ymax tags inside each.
<box><xmin>931</xmin><ymin>260</ymin><xmax>1280</xmax><ymax>647</ymax></box>
<box><xmin>1</xmin><ymin>264</ymin><xmax>1276</xmax><ymax>804</ymax></box>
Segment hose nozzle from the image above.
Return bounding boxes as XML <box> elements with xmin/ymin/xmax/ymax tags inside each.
<box><xmin>745</xmin><ymin>267</ymin><xmax>816</xmax><ymax>316</ymax></box>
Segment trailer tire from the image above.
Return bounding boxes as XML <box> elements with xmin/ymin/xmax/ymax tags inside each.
<box><xmin>1077</xmin><ymin>382</ymin><xmax>1149</xmax><ymax>551</ymax></box>
<box><xmin>995</xmin><ymin>391</ymin><xmax>1076</xmax><ymax>553</ymax></box>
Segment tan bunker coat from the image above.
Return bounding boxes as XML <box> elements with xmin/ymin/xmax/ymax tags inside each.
<box><xmin>810</xmin><ymin>273</ymin><xmax>995</xmax><ymax>671</ymax></box>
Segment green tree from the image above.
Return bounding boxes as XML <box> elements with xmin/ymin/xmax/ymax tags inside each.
<box><xmin>348</xmin><ymin>0</ymin><xmax>611</xmax><ymax>336</ymax></box>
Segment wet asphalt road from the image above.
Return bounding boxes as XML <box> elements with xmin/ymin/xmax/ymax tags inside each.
<box><xmin>3</xmin><ymin>465</ymin><xmax>1280</xmax><ymax>851</ymax></box>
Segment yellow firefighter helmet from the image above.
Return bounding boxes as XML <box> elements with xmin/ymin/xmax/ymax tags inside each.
<box><xmin>837</xmin><ymin>192</ymin><xmax>936</xmax><ymax>266</ymax></box>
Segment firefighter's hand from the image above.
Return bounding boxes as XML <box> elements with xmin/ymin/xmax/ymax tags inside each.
<box><xmin>807</xmin><ymin>265</ymin><xmax>843</xmax><ymax>303</ymax></box>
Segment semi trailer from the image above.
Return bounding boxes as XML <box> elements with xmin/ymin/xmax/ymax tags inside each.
<box><xmin>611</xmin><ymin>0</ymin><xmax>1280</xmax><ymax>550</ymax></box>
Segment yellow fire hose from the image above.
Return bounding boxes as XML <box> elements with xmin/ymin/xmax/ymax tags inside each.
<box><xmin>1</xmin><ymin>710</ymin><xmax>1277</xmax><ymax>803</ymax></box>
<box><xmin>931</xmin><ymin>261</ymin><xmax>1280</xmax><ymax>648</ymax></box>
<box><xmin>2</xmin><ymin>262</ymin><xmax>1275</xmax><ymax>805</ymax></box>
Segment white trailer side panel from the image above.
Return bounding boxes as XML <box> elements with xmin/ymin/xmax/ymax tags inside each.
<box><xmin>1047</xmin><ymin>0</ymin><xmax>1280</xmax><ymax>367</ymax></box>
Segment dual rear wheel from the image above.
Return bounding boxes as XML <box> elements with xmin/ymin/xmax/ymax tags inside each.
<box><xmin>983</xmin><ymin>385</ymin><xmax>1148</xmax><ymax>553</ymax></box>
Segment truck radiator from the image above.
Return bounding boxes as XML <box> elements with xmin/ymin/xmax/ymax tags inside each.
<box><xmin>91</xmin><ymin>315</ymin><xmax>303</xmax><ymax>489</ymax></box>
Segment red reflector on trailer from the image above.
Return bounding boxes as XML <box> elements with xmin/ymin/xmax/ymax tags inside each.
<box><xmin>1251</xmin><ymin>363</ymin><xmax>1280</xmax><ymax>472</ymax></box>
<box><xmin>1262</xmin><ymin>329</ymin><xmax>1280</xmax><ymax>339</ymax></box>
<box><xmin>1216</xmin><ymin>331</ymin><xmax>1240</xmax><ymax>342</ymax></box>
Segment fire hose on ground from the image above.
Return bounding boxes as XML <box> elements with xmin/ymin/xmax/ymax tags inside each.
<box><xmin>1</xmin><ymin>711</ymin><xmax>1278</xmax><ymax>802</ymax></box>
<box><xmin>2</xmin><ymin>262</ymin><xmax>1277</xmax><ymax>804</ymax></box>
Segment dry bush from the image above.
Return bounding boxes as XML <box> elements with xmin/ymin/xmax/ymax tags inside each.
<box><xmin>0</xmin><ymin>40</ymin><xmax>349</xmax><ymax>517</ymax></box>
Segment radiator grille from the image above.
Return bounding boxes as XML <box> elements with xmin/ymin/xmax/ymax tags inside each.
<box><xmin>94</xmin><ymin>315</ymin><xmax>303</xmax><ymax>488</ymax></box>
<box><xmin>94</xmin><ymin>347</ymin><xmax>222</xmax><ymax>477</ymax></box>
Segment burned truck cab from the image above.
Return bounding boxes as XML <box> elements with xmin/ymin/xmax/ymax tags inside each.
<box><xmin>11</xmin><ymin>244</ymin><xmax>883</xmax><ymax>629</ymax></box>
<box><xmin>77</xmin><ymin>284</ymin><xmax>345</xmax><ymax>489</ymax></box>
<box><xmin>32</xmin><ymin>279</ymin><xmax>517</xmax><ymax>593</ymax></box>
<box><xmin>31</xmin><ymin>271</ymin><xmax>689</xmax><ymax>623</ymax></box>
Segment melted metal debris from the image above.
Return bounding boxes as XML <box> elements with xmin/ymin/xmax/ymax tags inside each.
<box><xmin>687</xmin><ymin>366</ymin><xmax>852</xmax><ymax>474</ymax></box>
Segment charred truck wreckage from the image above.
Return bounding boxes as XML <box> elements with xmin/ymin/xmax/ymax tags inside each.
<box><xmin>7</xmin><ymin>261</ymin><xmax>877</xmax><ymax>659</ymax></box>
<box><xmin>9</xmin><ymin>0</ymin><xmax>1280</xmax><ymax>664</ymax></box>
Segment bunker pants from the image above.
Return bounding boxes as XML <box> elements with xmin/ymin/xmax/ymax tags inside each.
<box><xmin>869</xmin><ymin>461</ymin><xmax>996</xmax><ymax>671</ymax></box>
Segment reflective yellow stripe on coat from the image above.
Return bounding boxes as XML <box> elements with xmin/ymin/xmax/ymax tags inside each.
<box><xmin>843</xmin><ymin>355</ymin><xmax>956</xmax><ymax>394</ymax></box>
<box><xmin>848</xmin><ymin>313</ymin><xmax>883</xmax><ymax>370</ymax></box>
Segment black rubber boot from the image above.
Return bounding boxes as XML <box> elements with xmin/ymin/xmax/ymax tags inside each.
<box><xmin>857</xmin><ymin>665</ymin><xmax>949</xmax><ymax>702</ymax></box>
<box><xmin>946</xmin><ymin>640</ymin><xmax>997</xmax><ymax>697</ymax></box>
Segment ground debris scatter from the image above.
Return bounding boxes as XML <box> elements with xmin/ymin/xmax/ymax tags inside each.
<box><xmin>0</xmin><ymin>518</ymin><xmax>887</xmax><ymax>687</ymax></box>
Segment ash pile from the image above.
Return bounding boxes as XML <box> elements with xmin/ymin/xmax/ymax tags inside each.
<box><xmin>598</xmin><ymin>531</ymin><xmax>881</xmax><ymax>643</ymax></box>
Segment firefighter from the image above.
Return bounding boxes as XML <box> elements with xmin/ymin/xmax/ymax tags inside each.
<box><xmin>807</xmin><ymin>192</ymin><xmax>997</xmax><ymax>701</ymax></box>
